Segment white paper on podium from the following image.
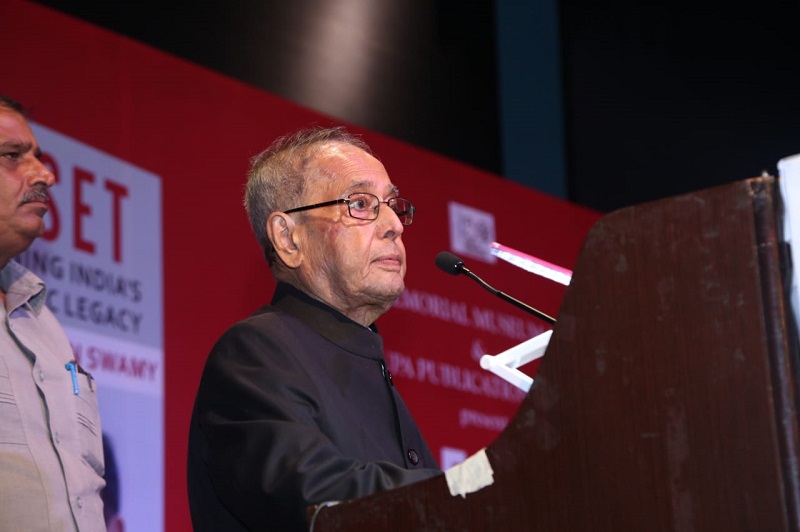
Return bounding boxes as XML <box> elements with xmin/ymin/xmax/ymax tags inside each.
<box><xmin>779</xmin><ymin>154</ymin><xmax>800</xmax><ymax>337</ymax></box>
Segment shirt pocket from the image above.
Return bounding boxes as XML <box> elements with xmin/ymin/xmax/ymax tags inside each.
<box><xmin>74</xmin><ymin>373</ymin><xmax>105</xmax><ymax>476</ymax></box>
<box><xmin>0</xmin><ymin>358</ymin><xmax>26</xmax><ymax>445</ymax></box>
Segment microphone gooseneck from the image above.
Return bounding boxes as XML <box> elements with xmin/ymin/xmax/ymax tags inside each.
<box><xmin>435</xmin><ymin>251</ymin><xmax>556</xmax><ymax>325</ymax></box>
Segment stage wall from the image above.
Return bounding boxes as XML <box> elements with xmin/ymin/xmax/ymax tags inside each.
<box><xmin>3</xmin><ymin>1</ymin><xmax>600</xmax><ymax>529</ymax></box>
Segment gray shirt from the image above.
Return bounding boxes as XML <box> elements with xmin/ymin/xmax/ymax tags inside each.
<box><xmin>0</xmin><ymin>260</ymin><xmax>106</xmax><ymax>531</ymax></box>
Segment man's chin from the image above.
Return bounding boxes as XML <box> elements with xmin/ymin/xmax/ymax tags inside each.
<box><xmin>16</xmin><ymin>212</ymin><xmax>47</xmax><ymax>235</ymax></box>
<box><xmin>368</xmin><ymin>281</ymin><xmax>405</xmax><ymax>307</ymax></box>
<box><xmin>29</xmin><ymin>224</ymin><xmax>47</xmax><ymax>240</ymax></box>
<box><xmin>382</xmin><ymin>275</ymin><xmax>405</xmax><ymax>297</ymax></box>
<box><xmin>13</xmin><ymin>218</ymin><xmax>44</xmax><ymax>236</ymax></box>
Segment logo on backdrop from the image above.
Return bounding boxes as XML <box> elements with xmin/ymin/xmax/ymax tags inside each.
<box><xmin>448</xmin><ymin>201</ymin><xmax>496</xmax><ymax>264</ymax></box>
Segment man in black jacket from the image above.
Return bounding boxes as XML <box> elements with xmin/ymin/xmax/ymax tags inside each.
<box><xmin>187</xmin><ymin>126</ymin><xmax>441</xmax><ymax>531</ymax></box>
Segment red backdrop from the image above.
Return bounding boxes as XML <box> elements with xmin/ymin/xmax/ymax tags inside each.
<box><xmin>3</xmin><ymin>1</ymin><xmax>600</xmax><ymax>529</ymax></box>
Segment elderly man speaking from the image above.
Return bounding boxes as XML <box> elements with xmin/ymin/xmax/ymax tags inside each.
<box><xmin>188</xmin><ymin>126</ymin><xmax>441</xmax><ymax>532</ymax></box>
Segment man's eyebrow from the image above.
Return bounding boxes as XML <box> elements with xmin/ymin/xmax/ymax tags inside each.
<box><xmin>0</xmin><ymin>141</ymin><xmax>44</xmax><ymax>161</ymax></box>
<box><xmin>342</xmin><ymin>181</ymin><xmax>399</xmax><ymax>198</ymax></box>
<box><xmin>343</xmin><ymin>180</ymin><xmax>371</xmax><ymax>193</ymax></box>
<box><xmin>0</xmin><ymin>140</ymin><xmax>34</xmax><ymax>152</ymax></box>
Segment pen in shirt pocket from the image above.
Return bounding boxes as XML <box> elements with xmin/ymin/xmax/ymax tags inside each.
<box><xmin>65</xmin><ymin>360</ymin><xmax>94</xmax><ymax>395</ymax></box>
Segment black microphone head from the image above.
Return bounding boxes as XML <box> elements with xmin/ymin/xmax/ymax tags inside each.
<box><xmin>435</xmin><ymin>251</ymin><xmax>465</xmax><ymax>276</ymax></box>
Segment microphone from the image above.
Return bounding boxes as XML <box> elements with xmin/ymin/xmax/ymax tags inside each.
<box><xmin>435</xmin><ymin>251</ymin><xmax>556</xmax><ymax>325</ymax></box>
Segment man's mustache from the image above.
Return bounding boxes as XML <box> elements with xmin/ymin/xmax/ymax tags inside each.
<box><xmin>21</xmin><ymin>186</ymin><xmax>50</xmax><ymax>205</ymax></box>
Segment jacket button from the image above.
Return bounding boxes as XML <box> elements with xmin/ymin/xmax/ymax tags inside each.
<box><xmin>407</xmin><ymin>449</ymin><xmax>419</xmax><ymax>465</ymax></box>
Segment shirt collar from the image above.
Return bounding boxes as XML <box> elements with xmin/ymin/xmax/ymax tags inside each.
<box><xmin>0</xmin><ymin>260</ymin><xmax>48</xmax><ymax>314</ymax></box>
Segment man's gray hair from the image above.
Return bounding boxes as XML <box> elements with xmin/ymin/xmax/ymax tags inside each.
<box><xmin>244</xmin><ymin>126</ymin><xmax>371</xmax><ymax>263</ymax></box>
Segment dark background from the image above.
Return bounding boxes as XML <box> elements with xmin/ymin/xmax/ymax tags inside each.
<box><xmin>32</xmin><ymin>0</ymin><xmax>800</xmax><ymax>213</ymax></box>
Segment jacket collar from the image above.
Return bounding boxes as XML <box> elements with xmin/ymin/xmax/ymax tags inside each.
<box><xmin>268</xmin><ymin>282</ymin><xmax>384</xmax><ymax>360</ymax></box>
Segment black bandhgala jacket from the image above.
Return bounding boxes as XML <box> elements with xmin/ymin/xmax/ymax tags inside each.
<box><xmin>187</xmin><ymin>282</ymin><xmax>441</xmax><ymax>531</ymax></box>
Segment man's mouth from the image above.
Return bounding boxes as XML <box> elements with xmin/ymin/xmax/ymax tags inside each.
<box><xmin>373</xmin><ymin>254</ymin><xmax>403</xmax><ymax>268</ymax></box>
<box><xmin>21</xmin><ymin>188</ymin><xmax>50</xmax><ymax>206</ymax></box>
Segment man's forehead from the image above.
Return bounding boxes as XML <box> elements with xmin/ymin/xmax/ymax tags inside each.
<box><xmin>0</xmin><ymin>105</ymin><xmax>28</xmax><ymax>123</ymax></box>
<box><xmin>314</xmin><ymin>175</ymin><xmax>398</xmax><ymax>201</ymax></box>
<box><xmin>313</xmin><ymin>142</ymin><xmax>371</xmax><ymax>172</ymax></box>
<box><xmin>0</xmin><ymin>108</ymin><xmax>36</xmax><ymax>145</ymax></box>
<box><xmin>311</xmin><ymin>144</ymin><xmax>397</xmax><ymax>196</ymax></box>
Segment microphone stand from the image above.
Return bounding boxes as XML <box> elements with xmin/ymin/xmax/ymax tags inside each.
<box><xmin>460</xmin><ymin>268</ymin><xmax>556</xmax><ymax>325</ymax></box>
<box><xmin>435</xmin><ymin>250</ymin><xmax>557</xmax><ymax>391</ymax></box>
<box><xmin>458</xmin><ymin>263</ymin><xmax>556</xmax><ymax>392</ymax></box>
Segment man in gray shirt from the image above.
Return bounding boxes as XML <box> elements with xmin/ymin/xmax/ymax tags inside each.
<box><xmin>0</xmin><ymin>94</ymin><xmax>106</xmax><ymax>531</ymax></box>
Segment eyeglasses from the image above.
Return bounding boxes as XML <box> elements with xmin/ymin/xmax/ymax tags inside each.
<box><xmin>284</xmin><ymin>192</ymin><xmax>415</xmax><ymax>226</ymax></box>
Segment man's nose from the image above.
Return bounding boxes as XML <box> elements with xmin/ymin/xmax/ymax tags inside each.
<box><xmin>378</xmin><ymin>204</ymin><xmax>405</xmax><ymax>239</ymax></box>
<box><xmin>26</xmin><ymin>157</ymin><xmax>56</xmax><ymax>188</ymax></box>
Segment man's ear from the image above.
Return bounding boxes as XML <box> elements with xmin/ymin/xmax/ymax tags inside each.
<box><xmin>267</xmin><ymin>212</ymin><xmax>302</xmax><ymax>268</ymax></box>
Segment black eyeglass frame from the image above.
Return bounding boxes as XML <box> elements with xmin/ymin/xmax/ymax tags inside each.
<box><xmin>284</xmin><ymin>192</ymin><xmax>415</xmax><ymax>226</ymax></box>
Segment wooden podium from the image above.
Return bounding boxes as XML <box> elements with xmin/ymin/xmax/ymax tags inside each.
<box><xmin>310</xmin><ymin>177</ymin><xmax>800</xmax><ymax>531</ymax></box>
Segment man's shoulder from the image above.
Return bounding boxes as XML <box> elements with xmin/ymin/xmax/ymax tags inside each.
<box><xmin>205</xmin><ymin>306</ymin><xmax>323</xmax><ymax>371</ymax></box>
<box><xmin>230</xmin><ymin>305</ymin><xmax>299</xmax><ymax>331</ymax></box>
<box><xmin>216</xmin><ymin>305</ymin><xmax>316</xmax><ymax>345</ymax></box>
